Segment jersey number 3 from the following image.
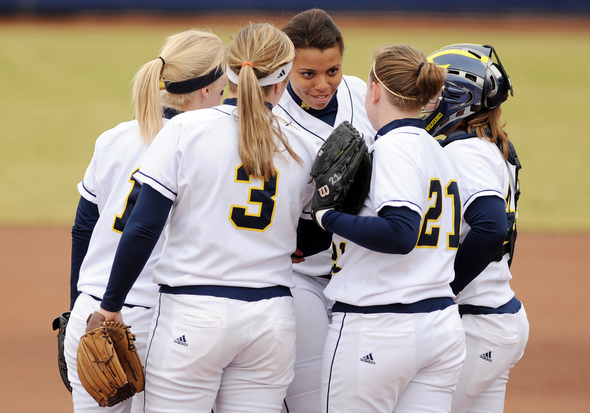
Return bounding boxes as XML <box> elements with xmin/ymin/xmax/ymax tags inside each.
<box><xmin>230</xmin><ymin>165</ymin><xmax>277</xmax><ymax>231</ymax></box>
<box><xmin>417</xmin><ymin>179</ymin><xmax>461</xmax><ymax>249</ymax></box>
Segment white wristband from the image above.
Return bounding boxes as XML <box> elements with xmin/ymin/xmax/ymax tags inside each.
<box><xmin>314</xmin><ymin>209</ymin><xmax>330</xmax><ymax>230</ymax></box>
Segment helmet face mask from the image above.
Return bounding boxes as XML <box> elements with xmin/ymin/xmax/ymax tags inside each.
<box><xmin>423</xmin><ymin>43</ymin><xmax>513</xmax><ymax>136</ymax></box>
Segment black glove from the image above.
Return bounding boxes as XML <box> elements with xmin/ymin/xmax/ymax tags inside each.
<box><xmin>310</xmin><ymin>121</ymin><xmax>372</xmax><ymax>228</ymax></box>
<box><xmin>52</xmin><ymin>311</ymin><xmax>72</xmax><ymax>393</ymax></box>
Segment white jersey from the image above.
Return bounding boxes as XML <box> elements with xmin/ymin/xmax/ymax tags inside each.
<box><xmin>443</xmin><ymin>136</ymin><xmax>516</xmax><ymax>307</ymax></box>
<box><xmin>77</xmin><ymin>119</ymin><xmax>166</xmax><ymax>307</ymax></box>
<box><xmin>274</xmin><ymin>75</ymin><xmax>376</xmax><ymax>276</ymax></box>
<box><xmin>324</xmin><ymin>123</ymin><xmax>460</xmax><ymax>306</ymax></box>
<box><xmin>136</xmin><ymin>104</ymin><xmax>318</xmax><ymax>289</ymax></box>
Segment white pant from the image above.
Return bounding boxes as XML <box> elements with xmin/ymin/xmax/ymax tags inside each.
<box><xmin>283</xmin><ymin>272</ymin><xmax>332</xmax><ymax>413</ymax></box>
<box><xmin>322</xmin><ymin>305</ymin><xmax>466</xmax><ymax>413</ymax></box>
<box><xmin>451</xmin><ymin>306</ymin><xmax>529</xmax><ymax>413</ymax></box>
<box><xmin>144</xmin><ymin>292</ymin><xmax>296</xmax><ymax>413</ymax></box>
<box><xmin>64</xmin><ymin>292</ymin><xmax>154</xmax><ymax>413</ymax></box>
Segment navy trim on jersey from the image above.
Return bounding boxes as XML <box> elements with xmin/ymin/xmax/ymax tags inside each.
<box><xmin>342</xmin><ymin>77</ymin><xmax>354</xmax><ymax>124</ymax></box>
<box><xmin>162</xmin><ymin>106</ymin><xmax>183</xmax><ymax>119</ymax></box>
<box><xmin>451</xmin><ymin>196</ymin><xmax>508</xmax><ymax>295</ymax></box>
<box><xmin>101</xmin><ymin>184</ymin><xmax>173</xmax><ymax>312</ymax></box>
<box><xmin>160</xmin><ymin>285</ymin><xmax>291</xmax><ymax>302</ymax></box>
<box><xmin>70</xmin><ymin>196</ymin><xmax>99</xmax><ymax>309</ymax></box>
<box><xmin>222</xmin><ymin>97</ymin><xmax>273</xmax><ymax>111</ymax></box>
<box><xmin>134</xmin><ymin>170</ymin><xmax>177</xmax><ymax>197</ymax></box>
<box><xmin>322</xmin><ymin>206</ymin><xmax>421</xmax><ymax>254</ymax></box>
<box><xmin>333</xmin><ymin>297</ymin><xmax>454</xmax><ymax>314</ymax></box>
<box><xmin>438</xmin><ymin>129</ymin><xmax>476</xmax><ymax>148</ymax></box>
<box><xmin>80</xmin><ymin>181</ymin><xmax>96</xmax><ymax>198</ymax></box>
<box><xmin>276</xmin><ymin>76</ymin><xmax>355</xmax><ymax>142</ymax></box>
<box><xmin>459</xmin><ymin>296</ymin><xmax>522</xmax><ymax>315</ymax></box>
<box><xmin>375</xmin><ymin>118</ymin><xmax>426</xmax><ymax>141</ymax></box>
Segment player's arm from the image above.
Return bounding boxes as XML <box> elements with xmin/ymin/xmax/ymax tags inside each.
<box><xmin>450</xmin><ymin>196</ymin><xmax>508</xmax><ymax>295</ymax></box>
<box><xmin>320</xmin><ymin>206</ymin><xmax>421</xmax><ymax>254</ymax></box>
<box><xmin>100</xmin><ymin>184</ymin><xmax>173</xmax><ymax>314</ymax></box>
<box><xmin>70</xmin><ymin>196</ymin><xmax>99</xmax><ymax>310</ymax></box>
<box><xmin>296</xmin><ymin>217</ymin><xmax>333</xmax><ymax>257</ymax></box>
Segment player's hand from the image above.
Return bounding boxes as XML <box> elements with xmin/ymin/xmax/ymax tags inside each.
<box><xmin>84</xmin><ymin>309</ymin><xmax>124</xmax><ymax>332</ymax></box>
<box><xmin>291</xmin><ymin>249</ymin><xmax>305</xmax><ymax>264</ymax></box>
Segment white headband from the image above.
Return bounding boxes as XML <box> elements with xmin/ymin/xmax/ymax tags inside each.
<box><xmin>226</xmin><ymin>61</ymin><xmax>293</xmax><ymax>86</ymax></box>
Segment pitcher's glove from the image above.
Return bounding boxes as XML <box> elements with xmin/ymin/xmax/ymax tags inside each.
<box><xmin>77</xmin><ymin>312</ymin><xmax>145</xmax><ymax>407</ymax></box>
<box><xmin>52</xmin><ymin>311</ymin><xmax>72</xmax><ymax>393</ymax></box>
<box><xmin>310</xmin><ymin>120</ymin><xmax>372</xmax><ymax>228</ymax></box>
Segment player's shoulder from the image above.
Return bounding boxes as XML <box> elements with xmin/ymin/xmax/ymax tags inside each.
<box><xmin>170</xmin><ymin>105</ymin><xmax>234</xmax><ymax>126</ymax></box>
<box><xmin>373</xmin><ymin>126</ymin><xmax>435</xmax><ymax>158</ymax></box>
<box><xmin>341</xmin><ymin>75</ymin><xmax>368</xmax><ymax>93</ymax></box>
<box><xmin>97</xmin><ymin>119</ymin><xmax>138</xmax><ymax>138</ymax></box>
<box><xmin>94</xmin><ymin>119</ymin><xmax>140</xmax><ymax>150</ymax></box>
<box><xmin>443</xmin><ymin>134</ymin><xmax>501</xmax><ymax>160</ymax></box>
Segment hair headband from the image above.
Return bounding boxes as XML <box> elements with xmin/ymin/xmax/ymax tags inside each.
<box><xmin>371</xmin><ymin>61</ymin><xmax>416</xmax><ymax>102</ymax></box>
<box><xmin>163</xmin><ymin>65</ymin><xmax>224</xmax><ymax>95</ymax></box>
<box><xmin>226</xmin><ymin>61</ymin><xmax>292</xmax><ymax>87</ymax></box>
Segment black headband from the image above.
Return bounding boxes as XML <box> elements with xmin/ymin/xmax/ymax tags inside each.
<box><xmin>164</xmin><ymin>65</ymin><xmax>224</xmax><ymax>95</ymax></box>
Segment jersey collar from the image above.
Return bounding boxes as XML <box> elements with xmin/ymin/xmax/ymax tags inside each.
<box><xmin>439</xmin><ymin>129</ymin><xmax>485</xmax><ymax>147</ymax></box>
<box><xmin>375</xmin><ymin>118</ymin><xmax>425</xmax><ymax>140</ymax></box>
<box><xmin>163</xmin><ymin>107</ymin><xmax>183</xmax><ymax>119</ymax></box>
<box><xmin>223</xmin><ymin>97</ymin><xmax>273</xmax><ymax>110</ymax></box>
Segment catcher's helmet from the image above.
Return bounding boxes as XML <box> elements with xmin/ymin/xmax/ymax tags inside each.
<box><xmin>423</xmin><ymin>44</ymin><xmax>513</xmax><ymax>136</ymax></box>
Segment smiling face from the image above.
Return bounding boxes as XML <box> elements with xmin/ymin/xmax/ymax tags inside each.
<box><xmin>289</xmin><ymin>46</ymin><xmax>343</xmax><ymax>110</ymax></box>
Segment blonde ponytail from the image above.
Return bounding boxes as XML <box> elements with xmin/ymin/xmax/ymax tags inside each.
<box><xmin>132</xmin><ymin>29</ymin><xmax>225</xmax><ymax>145</ymax></box>
<box><xmin>226</xmin><ymin>23</ymin><xmax>299</xmax><ymax>181</ymax></box>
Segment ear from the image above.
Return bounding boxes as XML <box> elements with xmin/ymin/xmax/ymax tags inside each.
<box><xmin>200</xmin><ymin>87</ymin><xmax>210</xmax><ymax>99</ymax></box>
<box><xmin>371</xmin><ymin>82</ymin><xmax>380</xmax><ymax>105</ymax></box>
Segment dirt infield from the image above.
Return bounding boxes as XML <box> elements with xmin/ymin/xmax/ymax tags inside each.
<box><xmin>1</xmin><ymin>226</ymin><xmax>589</xmax><ymax>412</ymax></box>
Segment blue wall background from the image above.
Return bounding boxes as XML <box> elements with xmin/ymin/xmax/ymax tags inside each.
<box><xmin>2</xmin><ymin>0</ymin><xmax>589</xmax><ymax>14</ymax></box>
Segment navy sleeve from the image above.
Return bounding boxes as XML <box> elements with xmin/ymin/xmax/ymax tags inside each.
<box><xmin>70</xmin><ymin>196</ymin><xmax>99</xmax><ymax>310</ymax></box>
<box><xmin>451</xmin><ymin>196</ymin><xmax>508</xmax><ymax>295</ymax></box>
<box><xmin>321</xmin><ymin>206</ymin><xmax>421</xmax><ymax>254</ymax></box>
<box><xmin>296</xmin><ymin>218</ymin><xmax>333</xmax><ymax>257</ymax></box>
<box><xmin>101</xmin><ymin>184</ymin><xmax>173</xmax><ymax>312</ymax></box>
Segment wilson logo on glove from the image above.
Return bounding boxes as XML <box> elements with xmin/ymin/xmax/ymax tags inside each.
<box><xmin>318</xmin><ymin>184</ymin><xmax>331</xmax><ymax>198</ymax></box>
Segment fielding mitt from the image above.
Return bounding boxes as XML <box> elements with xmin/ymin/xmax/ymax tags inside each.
<box><xmin>310</xmin><ymin>121</ymin><xmax>372</xmax><ymax>226</ymax></box>
<box><xmin>77</xmin><ymin>312</ymin><xmax>144</xmax><ymax>407</ymax></box>
<box><xmin>52</xmin><ymin>311</ymin><xmax>72</xmax><ymax>393</ymax></box>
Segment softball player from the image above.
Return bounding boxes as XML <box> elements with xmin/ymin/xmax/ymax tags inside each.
<box><xmin>315</xmin><ymin>45</ymin><xmax>466</xmax><ymax>413</ymax></box>
<box><xmin>424</xmin><ymin>43</ymin><xmax>529</xmax><ymax>413</ymax></box>
<box><xmin>274</xmin><ymin>9</ymin><xmax>375</xmax><ymax>412</ymax></box>
<box><xmin>94</xmin><ymin>23</ymin><xmax>329</xmax><ymax>413</ymax></box>
<box><xmin>63</xmin><ymin>29</ymin><xmax>226</xmax><ymax>413</ymax></box>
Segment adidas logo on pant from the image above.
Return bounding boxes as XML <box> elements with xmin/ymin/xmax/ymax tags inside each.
<box><xmin>479</xmin><ymin>351</ymin><xmax>492</xmax><ymax>362</ymax></box>
<box><xmin>360</xmin><ymin>353</ymin><xmax>375</xmax><ymax>365</ymax></box>
<box><xmin>174</xmin><ymin>335</ymin><xmax>188</xmax><ymax>346</ymax></box>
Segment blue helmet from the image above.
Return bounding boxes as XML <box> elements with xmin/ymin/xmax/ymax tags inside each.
<box><xmin>423</xmin><ymin>44</ymin><xmax>513</xmax><ymax>136</ymax></box>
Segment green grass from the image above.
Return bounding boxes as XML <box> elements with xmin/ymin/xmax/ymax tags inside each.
<box><xmin>1</xmin><ymin>16</ymin><xmax>589</xmax><ymax>231</ymax></box>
